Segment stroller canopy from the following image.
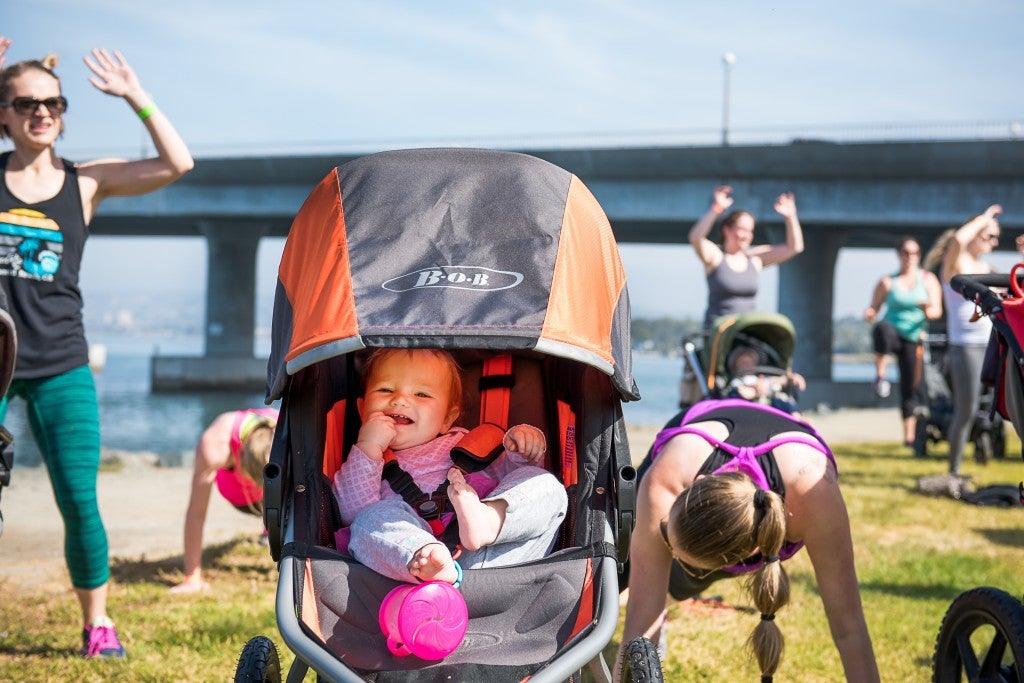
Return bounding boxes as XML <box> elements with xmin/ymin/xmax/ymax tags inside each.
<box><xmin>267</xmin><ymin>148</ymin><xmax>638</xmax><ymax>402</ymax></box>
<box><xmin>705</xmin><ymin>312</ymin><xmax>797</xmax><ymax>383</ymax></box>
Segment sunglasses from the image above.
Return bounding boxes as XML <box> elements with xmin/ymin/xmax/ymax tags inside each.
<box><xmin>899</xmin><ymin>249</ymin><xmax>921</xmax><ymax>256</ymax></box>
<box><xmin>0</xmin><ymin>96</ymin><xmax>68</xmax><ymax>116</ymax></box>
<box><xmin>981</xmin><ymin>233</ymin><xmax>1000</xmax><ymax>242</ymax></box>
<box><xmin>659</xmin><ymin>520</ymin><xmax>718</xmax><ymax>581</ymax></box>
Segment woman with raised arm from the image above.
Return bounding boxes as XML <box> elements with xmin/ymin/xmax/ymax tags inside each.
<box><xmin>0</xmin><ymin>38</ymin><xmax>193</xmax><ymax>658</ymax></box>
<box><xmin>940</xmin><ymin>204</ymin><xmax>1002</xmax><ymax>473</ymax></box>
<box><xmin>689</xmin><ymin>185</ymin><xmax>804</xmax><ymax>329</ymax></box>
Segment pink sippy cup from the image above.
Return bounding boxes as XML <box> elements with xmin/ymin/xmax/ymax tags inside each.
<box><xmin>378</xmin><ymin>580</ymin><xmax>468</xmax><ymax>660</ymax></box>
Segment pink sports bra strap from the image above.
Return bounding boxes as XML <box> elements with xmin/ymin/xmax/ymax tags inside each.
<box><xmin>668</xmin><ymin>426</ymin><xmax>826</xmax><ymax>490</ymax></box>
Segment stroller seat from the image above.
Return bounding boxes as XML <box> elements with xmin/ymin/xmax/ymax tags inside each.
<box><xmin>289</xmin><ymin>350</ymin><xmax>616</xmax><ymax>679</ymax></box>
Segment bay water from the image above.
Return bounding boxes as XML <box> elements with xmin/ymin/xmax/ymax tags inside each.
<box><xmin>5</xmin><ymin>337</ymin><xmax>874</xmax><ymax>468</ymax></box>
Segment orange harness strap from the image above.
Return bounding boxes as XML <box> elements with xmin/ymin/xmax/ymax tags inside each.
<box><xmin>479</xmin><ymin>353</ymin><xmax>513</xmax><ymax>429</ymax></box>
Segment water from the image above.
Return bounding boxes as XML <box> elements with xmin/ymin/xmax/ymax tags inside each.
<box><xmin>5</xmin><ymin>340</ymin><xmax>875</xmax><ymax>467</ymax></box>
<box><xmin>5</xmin><ymin>334</ymin><xmax>275</xmax><ymax>468</ymax></box>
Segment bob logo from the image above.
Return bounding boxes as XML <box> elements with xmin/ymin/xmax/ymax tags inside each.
<box><xmin>383</xmin><ymin>266</ymin><xmax>524</xmax><ymax>292</ymax></box>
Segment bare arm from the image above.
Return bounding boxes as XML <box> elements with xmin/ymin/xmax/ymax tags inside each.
<box><xmin>753</xmin><ymin>192</ymin><xmax>804</xmax><ymax>266</ymax></box>
<box><xmin>787</xmin><ymin>454</ymin><xmax>880</xmax><ymax>682</ymax></box>
<box><xmin>942</xmin><ymin>204</ymin><xmax>1002</xmax><ymax>282</ymax></box>
<box><xmin>863</xmin><ymin>277</ymin><xmax>890</xmax><ymax>322</ymax></box>
<box><xmin>688</xmin><ymin>185</ymin><xmax>733</xmax><ymax>272</ymax></box>
<box><xmin>615</xmin><ymin>470</ymin><xmax>675</xmax><ymax>682</ymax></box>
<box><xmin>76</xmin><ymin>49</ymin><xmax>194</xmax><ymax>220</ymax></box>
<box><xmin>921</xmin><ymin>271</ymin><xmax>943</xmax><ymax>320</ymax></box>
<box><xmin>172</xmin><ymin>411</ymin><xmax>235</xmax><ymax>593</ymax></box>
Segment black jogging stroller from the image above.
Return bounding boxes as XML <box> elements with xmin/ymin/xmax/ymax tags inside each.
<box><xmin>234</xmin><ymin>148</ymin><xmax>643</xmax><ymax>682</ymax></box>
<box><xmin>931</xmin><ymin>270</ymin><xmax>1024</xmax><ymax>681</ymax></box>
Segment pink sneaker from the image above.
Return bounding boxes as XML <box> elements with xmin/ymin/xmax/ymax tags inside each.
<box><xmin>80</xmin><ymin>617</ymin><xmax>126</xmax><ymax>658</ymax></box>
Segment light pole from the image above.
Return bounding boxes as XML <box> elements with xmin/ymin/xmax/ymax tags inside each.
<box><xmin>721</xmin><ymin>52</ymin><xmax>736</xmax><ymax>146</ymax></box>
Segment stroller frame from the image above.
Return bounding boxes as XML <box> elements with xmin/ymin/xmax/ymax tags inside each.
<box><xmin>930</xmin><ymin>272</ymin><xmax>1024</xmax><ymax>681</ymax></box>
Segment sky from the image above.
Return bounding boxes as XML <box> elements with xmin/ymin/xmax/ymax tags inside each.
<box><xmin>6</xmin><ymin>0</ymin><xmax>1024</xmax><ymax>322</ymax></box>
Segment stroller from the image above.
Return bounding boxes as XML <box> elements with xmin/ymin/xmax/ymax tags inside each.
<box><xmin>678</xmin><ymin>311</ymin><xmax>800</xmax><ymax>414</ymax></box>
<box><xmin>913</xmin><ymin>328</ymin><xmax>1006</xmax><ymax>461</ymax></box>
<box><xmin>931</xmin><ymin>270</ymin><xmax>1024</xmax><ymax>681</ymax></box>
<box><xmin>235</xmin><ymin>149</ymin><xmax>641</xmax><ymax>682</ymax></box>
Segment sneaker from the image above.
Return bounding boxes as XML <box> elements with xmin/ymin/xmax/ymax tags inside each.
<box><xmin>80</xmin><ymin>616</ymin><xmax>126</xmax><ymax>658</ymax></box>
<box><xmin>873</xmin><ymin>378</ymin><xmax>891</xmax><ymax>398</ymax></box>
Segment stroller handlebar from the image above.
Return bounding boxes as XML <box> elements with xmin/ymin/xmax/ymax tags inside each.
<box><xmin>950</xmin><ymin>273</ymin><xmax>1015</xmax><ymax>314</ymax></box>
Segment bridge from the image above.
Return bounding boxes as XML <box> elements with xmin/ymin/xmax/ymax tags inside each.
<box><xmin>91</xmin><ymin>139</ymin><xmax>1024</xmax><ymax>407</ymax></box>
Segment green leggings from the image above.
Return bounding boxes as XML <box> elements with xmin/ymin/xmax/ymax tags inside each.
<box><xmin>0</xmin><ymin>365</ymin><xmax>108</xmax><ymax>589</ymax></box>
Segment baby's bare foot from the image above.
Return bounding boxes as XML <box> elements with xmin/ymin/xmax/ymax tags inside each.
<box><xmin>448</xmin><ymin>468</ymin><xmax>505</xmax><ymax>551</ymax></box>
<box><xmin>408</xmin><ymin>543</ymin><xmax>458</xmax><ymax>584</ymax></box>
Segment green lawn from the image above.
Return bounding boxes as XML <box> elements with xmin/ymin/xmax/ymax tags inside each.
<box><xmin>2</xmin><ymin>438</ymin><xmax>1022</xmax><ymax>682</ymax></box>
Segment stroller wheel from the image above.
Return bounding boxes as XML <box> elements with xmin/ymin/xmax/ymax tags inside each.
<box><xmin>975</xmin><ymin>432</ymin><xmax>993</xmax><ymax>465</ymax></box>
<box><xmin>932</xmin><ymin>587</ymin><xmax>1024</xmax><ymax>683</ymax></box>
<box><xmin>914</xmin><ymin>419</ymin><xmax>930</xmax><ymax>458</ymax></box>
<box><xmin>624</xmin><ymin>636</ymin><xmax>664</xmax><ymax>682</ymax></box>
<box><xmin>234</xmin><ymin>635</ymin><xmax>282</xmax><ymax>683</ymax></box>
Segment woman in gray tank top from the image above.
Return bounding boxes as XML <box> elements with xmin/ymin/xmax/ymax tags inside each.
<box><xmin>689</xmin><ymin>186</ymin><xmax>805</xmax><ymax>328</ymax></box>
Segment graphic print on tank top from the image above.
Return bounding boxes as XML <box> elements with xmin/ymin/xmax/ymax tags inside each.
<box><xmin>0</xmin><ymin>207</ymin><xmax>63</xmax><ymax>281</ymax></box>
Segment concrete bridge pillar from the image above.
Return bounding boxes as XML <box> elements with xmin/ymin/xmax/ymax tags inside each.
<box><xmin>150</xmin><ymin>222</ymin><xmax>271</xmax><ymax>391</ymax></box>
<box><xmin>777</xmin><ymin>228</ymin><xmax>845</xmax><ymax>407</ymax></box>
<box><xmin>205</xmin><ymin>226</ymin><xmax>260</xmax><ymax>356</ymax></box>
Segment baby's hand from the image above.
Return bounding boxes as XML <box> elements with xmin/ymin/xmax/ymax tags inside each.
<box><xmin>503</xmin><ymin>424</ymin><xmax>547</xmax><ymax>464</ymax></box>
<box><xmin>355</xmin><ymin>411</ymin><xmax>396</xmax><ymax>460</ymax></box>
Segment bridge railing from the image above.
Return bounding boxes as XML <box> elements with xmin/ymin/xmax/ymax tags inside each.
<box><xmin>56</xmin><ymin>119</ymin><xmax>1024</xmax><ymax>159</ymax></box>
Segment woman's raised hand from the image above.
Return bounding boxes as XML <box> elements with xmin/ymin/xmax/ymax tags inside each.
<box><xmin>83</xmin><ymin>48</ymin><xmax>144</xmax><ymax>99</ymax></box>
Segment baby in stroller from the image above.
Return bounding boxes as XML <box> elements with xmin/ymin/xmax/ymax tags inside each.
<box><xmin>333</xmin><ymin>348</ymin><xmax>568</xmax><ymax>585</ymax></box>
<box><xmin>724</xmin><ymin>338</ymin><xmax>806</xmax><ymax>415</ymax></box>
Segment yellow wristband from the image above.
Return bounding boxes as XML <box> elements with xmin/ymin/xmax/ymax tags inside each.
<box><xmin>136</xmin><ymin>102</ymin><xmax>158</xmax><ymax>121</ymax></box>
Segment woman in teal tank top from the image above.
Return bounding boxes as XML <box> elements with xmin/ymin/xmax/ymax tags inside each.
<box><xmin>863</xmin><ymin>237</ymin><xmax>942</xmax><ymax>447</ymax></box>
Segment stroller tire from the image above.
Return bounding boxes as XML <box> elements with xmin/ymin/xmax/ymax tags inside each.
<box><xmin>624</xmin><ymin>636</ymin><xmax>663</xmax><ymax>682</ymax></box>
<box><xmin>914</xmin><ymin>419</ymin><xmax>930</xmax><ymax>458</ymax></box>
<box><xmin>932</xmin><ymin>587</ymin><xmax>1024</xmax><ymax>683</ymax></box>
<box><xmin>974</xmin><ymin>431</ymin><xmax>993</xmax><ymax>465</ymax></box>
<box><xmin>234</xmin><ymin>635</ymin><xmax>282</xmax><ymax>683</ymax></box>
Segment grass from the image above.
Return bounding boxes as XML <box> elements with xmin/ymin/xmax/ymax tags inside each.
<box><xmin>2</xmin><ymin>435</ymin><xmax>1023</xmax><ymax>682</ymax></box>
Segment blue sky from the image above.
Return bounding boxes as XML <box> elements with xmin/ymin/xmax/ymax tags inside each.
<box><xmin>6</xmin><ymin>1</ymin><xmax>1024</xmax><ymax>320</ymax></box>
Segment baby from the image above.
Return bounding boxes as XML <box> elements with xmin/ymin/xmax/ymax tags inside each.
<box><xmin>726</xmin><ymin>344</ymin><xmax>805</xmax><ymax>416</ymax></box>
<box><xmin>333</xmin><ymin>348</ymin><xmax>568</xmax><ymax>585</ymax></box>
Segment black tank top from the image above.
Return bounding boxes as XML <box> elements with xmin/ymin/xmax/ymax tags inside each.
<box><xmin>0</xmin><ymin>152</ymin><xmax>89</xmax><ymax>378</ymax></box>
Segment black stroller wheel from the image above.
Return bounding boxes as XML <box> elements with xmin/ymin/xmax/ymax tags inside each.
<box><xmin>624</xmin><ymin>636</ymin><xmax>663</xmax><ymax>682</ymax></box>
<box><xmin>234</xmin><ymin>635</ymin><xmax>282</xmax><ymax>683</ymax></box>
<box><xmin>914</xmin><ymin>418</ymin><xmax>930</xmax><ymax>458</ymax></box>
<box><xmin>932</xmin><ymin>587</ymin><xmax>1024</xmax><ymax>683</ymax></box>
<box><xmin>994</xmin><ymin>420</ymin><xmax>1007</xmax><ymax>459</ymax></box>
<box><xmin>975</xmin><ymin>431</ymin><xmax>994</xmax><ymax>465</ymax></box>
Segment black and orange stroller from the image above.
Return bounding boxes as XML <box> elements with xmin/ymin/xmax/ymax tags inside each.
<box><xmin>234</xmin><ymin>149</ymin><xmax>641</xmax><ymax>682</ymax></box>
<box><xmin>931</xmin><ymin>270</ymin><xmax>1024</xmax><ymax>681</ymax></box>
